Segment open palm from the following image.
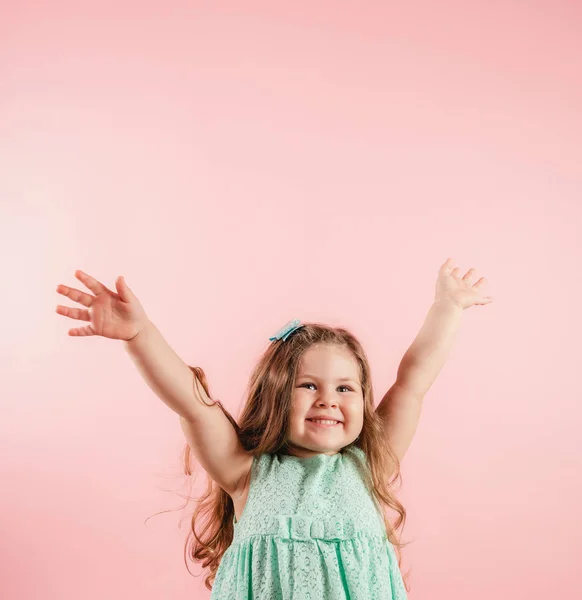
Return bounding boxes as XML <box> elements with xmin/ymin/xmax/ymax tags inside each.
<box><xmin>56</xmin><ymin>270</ymin><xmax>149</xmax><ymax>340</ymax></box>
<box><xmin>435</xmin><ymin>258</ymin><xmax>493</xmax><ymax>310</ymax></box>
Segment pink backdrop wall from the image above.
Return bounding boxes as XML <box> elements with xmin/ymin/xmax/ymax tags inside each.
<box><xmin>1</xmin><ymin>2</ymin><xmax>581</xmax><ymax>598</ymax></box>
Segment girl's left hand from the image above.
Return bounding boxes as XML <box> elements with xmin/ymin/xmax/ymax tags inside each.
<box><xmin>435</xmin><ymin>258</ymin><xmax>493</xmax><ymax>310</ymax></box>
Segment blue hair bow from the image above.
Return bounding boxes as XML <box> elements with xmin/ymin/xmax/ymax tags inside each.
<box><xmin>269</xmin><ymin>318</ymin><xmax>304</xmax><ymax>342</ymax></box>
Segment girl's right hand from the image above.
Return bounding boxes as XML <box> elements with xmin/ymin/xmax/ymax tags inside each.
<box><xmin>56</xmin><ymin>271</ymin><xmax>150</xmax><ymax>341</ymax></box>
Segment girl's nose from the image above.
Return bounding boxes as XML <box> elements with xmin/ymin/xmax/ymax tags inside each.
<box><xmin>316</xmin><ymin>397</ymin><xmax>338</xmax><ymax>408</ymax></box>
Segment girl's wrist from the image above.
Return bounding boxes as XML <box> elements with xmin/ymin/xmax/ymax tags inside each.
<box><xmin>433</xmin><ymin>298</ymin><xmax>464</xmax><ymax>312</ymax></box>
<box><xmin>125</xmin><ymin>319</ymin><xmax>155</xmax><ymax>345</ymax></box>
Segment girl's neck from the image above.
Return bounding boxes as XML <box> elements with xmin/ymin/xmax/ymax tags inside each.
<box><xmin>284</xmin><ymin>443</ymin><xmax>341</xmax><ymax>458</ymax></box>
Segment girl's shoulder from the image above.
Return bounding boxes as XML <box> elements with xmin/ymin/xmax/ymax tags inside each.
<box><xmin>342</xmin><ymin>444</ymin><xmax>371</xmax><ymax>475</ymax></box>
<box><xmin>344</xmin><ymin>443</ymin><xmax>366</xmax><ymax>459</ymax></box>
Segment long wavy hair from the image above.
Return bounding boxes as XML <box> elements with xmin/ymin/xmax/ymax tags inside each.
<box><xmin>180</xmin><ymin>322</ymin><xmax>411</xmax><ymax>591</ymax></box>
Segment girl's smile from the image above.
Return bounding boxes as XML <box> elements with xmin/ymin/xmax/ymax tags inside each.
<box><xmin>306</xmin><ymin>418</ymin><xmax>342</xmax><ymax>428</ymax></box>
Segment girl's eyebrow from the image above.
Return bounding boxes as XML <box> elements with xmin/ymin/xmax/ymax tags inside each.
<box><xmin>298</xmin><ymin>374</ymin><xmax>358</xmax><ymax>384</ymax></box>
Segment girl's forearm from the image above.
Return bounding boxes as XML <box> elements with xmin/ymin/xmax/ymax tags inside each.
<box><xmin>124</xmin><ymin>320</ymin><xmax>201</xmax><ymax>420</ymax></box>
<box><xmin>396</xmin><ymin>300</ymin><xmax>464</xmax><ymax>396</ymax></box>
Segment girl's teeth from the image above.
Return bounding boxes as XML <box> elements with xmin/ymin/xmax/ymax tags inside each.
<box><xmin>310</xmin><ymin>419</ymin><xmax>339</xmax><ymax>424</ymax></box>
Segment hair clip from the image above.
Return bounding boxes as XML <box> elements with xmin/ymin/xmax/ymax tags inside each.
<box><xmin>269</xmin><ymin>318</ymin><xmax>304</xmax><ymax>342</ymax></box>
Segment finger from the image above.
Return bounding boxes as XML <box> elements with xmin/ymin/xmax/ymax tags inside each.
<box><xmin>56</xmin><ymin>305</ymin><xmax>91</xmax><ymax>321</ymax></box>
<box><xmin>56</xmin><ymin>284</ymin><xmax>94</xmax><ymax>307</ymax></box>
<box><xmin>115</xmin><ymin>276</ymin><xmax>133</xmax><ymax>303</ymax></box>
<box><xmin>440</xmin><ymin>258</ymin><xmax>455</xmax><ymax>274</ymax></box>
<box><xmin>462</xmin><ymin>268</ymin><xmax>476</xmax><ymax>282</ymax></box>
<box><xmin>473</xmin><ymin>277</ymin><xmax>488</xmax><ymax>290</ymax></box>
<box><xmin>451</xmin><ymin>267</ymin><xmax>461</xmax><ymax>279</ymax></box>
<box><xmin>74</xmin><ymin>270</ymin><xmax>108</xmax><ymax>296</ymax></box>
<box><xmin>68</xmin><ymin>325</ymin><xmax>96</xmax><ymax>336</ymax></box>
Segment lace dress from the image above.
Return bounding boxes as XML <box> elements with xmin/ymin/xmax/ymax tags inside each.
<box><xmin>210</xmin><ymin>445</ymin><xmax>408</xmax><ymax>599</ymax></box>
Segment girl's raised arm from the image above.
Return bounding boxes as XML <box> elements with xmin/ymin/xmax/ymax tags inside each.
<box><xmin>56</xmin><ymin>271</ymin><xmax>252</xmax><ymax>496</ymax></box>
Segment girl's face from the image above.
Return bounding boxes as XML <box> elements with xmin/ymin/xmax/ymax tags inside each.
<box><xmin>287</xmin><ymin>343</ymin><xmax>364</xmax><ymax>457</ymax></box>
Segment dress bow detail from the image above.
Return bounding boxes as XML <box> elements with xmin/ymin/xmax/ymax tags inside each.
<box><xmin>277</xmin><ymin>515</ymin><xmax>357</xmax><ymax>541</ymax></box>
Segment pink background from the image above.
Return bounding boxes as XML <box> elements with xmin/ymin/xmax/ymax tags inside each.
<box><xmin>1</xmin><ymin>2</ymin><xmax>581</xmax><ymax>598</ymax></box>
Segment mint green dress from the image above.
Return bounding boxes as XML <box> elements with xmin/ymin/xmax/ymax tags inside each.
<box><xmin>210</xmin><ymin>445</ymin><xmax>408</xmax><ymax>599</ymax></box>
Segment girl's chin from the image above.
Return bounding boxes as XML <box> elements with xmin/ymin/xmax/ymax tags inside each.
<box><xmin>289</xmin><ymin>434</ymin><xmax>352</xmax><ymax>454</ymax></box>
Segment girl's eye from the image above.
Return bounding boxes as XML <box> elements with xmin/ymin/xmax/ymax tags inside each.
<box><xmin>300</xmin><ymin>383</ymin><xmax>353</xmax><ymax>392</ymax></box>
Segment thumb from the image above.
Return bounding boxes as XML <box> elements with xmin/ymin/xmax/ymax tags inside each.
<box><xmin>115</xmin><ymin>276</ymin><xmax>133</xmax><ymax>302</ymax></box>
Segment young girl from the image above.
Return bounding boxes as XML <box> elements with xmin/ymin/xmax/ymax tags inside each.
<box><xmin>55</xmin><ymin>258</ymin><xmax>492</xmax><ymax>599</ymax></box>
